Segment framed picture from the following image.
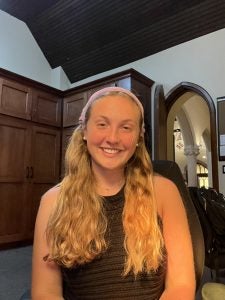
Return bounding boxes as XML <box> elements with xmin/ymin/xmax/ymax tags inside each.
<box><xmin>217</xmin><ymin>97</ymin><xmax>225</xmax><ymax>160</ymax></box>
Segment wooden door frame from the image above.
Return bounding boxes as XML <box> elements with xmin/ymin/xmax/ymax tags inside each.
<box><xmin>165</xmin><ymin>82</ymin><xmax>219</xmax><ymax>191</ymax></box>
<box><xmin>153</xmin><ymin>84</ymin><xmax>167</xmax><ymax>160</ymax></box>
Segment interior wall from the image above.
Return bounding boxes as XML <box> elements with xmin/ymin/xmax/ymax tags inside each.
<box><xmin>0</xmin><ymin>10</ymin><xmax>64</xmax><ymax>89</ymax></box>
<box><xmin>50</xmin><ymin>66</ymin><xmax>71</xmax><ymax>90</ymax></box>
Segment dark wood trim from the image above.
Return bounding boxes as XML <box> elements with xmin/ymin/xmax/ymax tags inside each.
<box><xmin>64</xmin><ymin>69</ymin><xmax>154</xmax><ymax>96</ymax></box>
<box><xmin>165</xmin><ymin>82</ymin><xmax>219</xmax><ymax>191</ymax></box>
<box><xmin>0</xmin><ymin>67</ymin><xmax>155</xmax><ymax>96</ymax></box>
<box><xmin>0</xmin><ymin>67</ymin><xmax>63</xmax><ymax>96</ymax></box>
<box><xmin>0</xmin><ymin>67</ymin><xmax>154</xmax><ymax>99</ymax></box>
<box><xmin>153</xmin><ymin>84</ymin><xmax>167</xmax><ymax>160</ymax></box>
<box><xmin>0</xmin><ymin>239</ymin><xmax>33</xmax><ymax>251</ymax></box>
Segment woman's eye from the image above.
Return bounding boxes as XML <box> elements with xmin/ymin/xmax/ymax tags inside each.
<box><xmin>97</xmin><ymin>122</ymin><xmax>107</xmax><ymax>127</ymax></box>
<box><xmin>123</xmin><ymin>125</ymin><xmax>132</xmax><ymax>131</ymax></box>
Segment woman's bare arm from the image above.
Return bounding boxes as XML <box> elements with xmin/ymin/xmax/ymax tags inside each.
<box><xmin>154</xmin><ymin>176</ymin><xmax>196</xmax><ymax>300</ymax></box>
<box><xmin>32</xmin><ymin>187</ymin><xmax>64</xmax><ymax>300</ymax></box>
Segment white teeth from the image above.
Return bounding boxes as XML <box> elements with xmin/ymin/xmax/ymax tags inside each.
<box><xmin>103</xmin><ymin>148</ymin><xmax>119</xmax><ymax>154</ymax></box>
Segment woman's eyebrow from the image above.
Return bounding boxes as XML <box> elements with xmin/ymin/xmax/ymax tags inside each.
<box><xmin>94</xmin><ymin>115</ymin><xmax>108</xmax><ymax>121</ymax></box>
<box><xmin>93</xmin><ymin>115</ymin><xmax>138</xmax><ymax>124</ymax></box>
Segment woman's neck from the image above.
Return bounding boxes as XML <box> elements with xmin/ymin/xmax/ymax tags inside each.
<box><xmin>93</xmin><ymin>168</ymin><xmax>125</xmax><ymax>196</ymax></box>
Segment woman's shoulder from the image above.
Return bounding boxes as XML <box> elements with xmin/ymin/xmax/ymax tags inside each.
<box><xmin>40</xmin><ymin>184</ymin><xmax>60</xmax><ymax>210</ymax></box>
<box><xmin>153</xmin><ymin>174</ymin><xmax>180</xmax><ymax>216</ymax></box>
<box><xmin>34</xmin><ymin>185</ymin><xmax>61</xmax><ymax>236</ymax></box>
<box><xmin>43</xmin><ymin>184</ymin><xmax>60</xmax><ymax>198</ymax></box>
<box><xmin>153</xmin><ymin>174</ymin><xmax>177</xmax><ymax>191</ymax></box>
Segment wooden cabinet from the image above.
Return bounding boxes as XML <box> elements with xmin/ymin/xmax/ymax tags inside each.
<box><xmin>32</xmin><ymin>89</ymin><xmax>61</xmax><ymax>126</ymax></box>
<box><xmin>0</xmin><ymin>117</ymin><xmax>30</xmax><ymax>244</ymax></box>
<box><xmin>86</xmin><ymin>81</ymin><xmax>116</xmax><ymax>98</ymax></box>
<box><xmin>0</xmin><ymin>71</ymin><xmax>61</xmax><ymax>247</ymax></box>
<box><xmin>63</xmin><ymin>81</ymin><xmax>116</xmax><ymax>127</ymax></box>
<box><xmin>0</xmin><ymin>115</ymin><xmax>60</xmax><ymax>245</ymax></box>
<box><xmin>0</xmin><ymin>78</ymin><xmax>32</xmax><ymax>120</ymax></box>
<box><xmin>0</xmin><ymin>78</ymin><xmax>61</xmax><ymax>127</ymax></box>
<box><xmin>27</xmin><ymin>125</ymin><xmax>60</xmax><ymax>235</ymax></box>
<box><xmin>63</xmin><ymin>92</ymin><xmax>87</xmax><ymax>127</ymax></box>
<box><xmin>61</xmin><ymin>127</ymin><xmax>76</xmax><ymax>179</ymax></box>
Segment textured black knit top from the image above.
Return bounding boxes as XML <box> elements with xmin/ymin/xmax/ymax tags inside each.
<box><xmin>61</xmin><ymin>188</ymin><xmax>166</xmax><ymax>299</ymax></box>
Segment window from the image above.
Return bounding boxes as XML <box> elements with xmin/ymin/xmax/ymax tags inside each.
<box><xmin>197</xmin><ymin>163</ymin><xmax>208</xmax><ymax>188</ymax></box>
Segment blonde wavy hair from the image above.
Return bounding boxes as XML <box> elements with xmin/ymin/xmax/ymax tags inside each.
<box><xmin>46</xmin><ymin>91</ymin><xmax>164</xmax><ymax>276</ymax></box>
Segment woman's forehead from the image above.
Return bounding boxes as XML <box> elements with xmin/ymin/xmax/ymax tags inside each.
<box><xmin>90</xmin><ymin>94</ymin><xmax>142</xmax><ymax>116</ymax></box>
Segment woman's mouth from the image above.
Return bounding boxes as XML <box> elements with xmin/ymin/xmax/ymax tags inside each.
<box><xmin>102</xmin><ymin>148</ymin><xmax>121</xmax><ymax>154</ymax></box>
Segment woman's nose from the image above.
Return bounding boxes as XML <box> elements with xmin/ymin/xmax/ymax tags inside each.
<box><xmin>106</xmin><ymin>128</ymin><xmax>120</xmax><ymax>144</ymax></box>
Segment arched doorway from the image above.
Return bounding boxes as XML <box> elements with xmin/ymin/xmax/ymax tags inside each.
<box><xmin>154</xmin><ymin>82</ymin><xmax>218</xmax><ymax>190</ymax></box>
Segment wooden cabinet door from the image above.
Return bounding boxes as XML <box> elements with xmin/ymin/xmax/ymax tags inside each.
<box><xmin>27</xmin><ymin>125</ymin><xmax>60</xmax><ymax>233</ymax></box>
<box><xmin>31</xmin><ymin>126</ymin><xmax>60</xmax><ymax>183</ymax></box>
<box><xmin>61</xmin><ymin>127</ymin><xmax>75</xmax><ymax>178</ymax></box>
<box><xmin>32</xmin><ymin>89</ymin><xmax>62</xmax><ymax>127</ymax></box>
<box><xmin>87</xmin><ymin>81</ymin><xmax>116</xmax><ymax>98</ymax></box>
<box><xmin>0</xmin><ymin>118</ymin><xmax>61</xmax><ymax>243</ymax></box>
<box><xmin>63</xmin><ymin>92</ymin><xmax>87</xmax><ymax>127</ymax></box>
<box><xmin>0</xmin><ymin>78</ymin><xmax>32</xmax><ymax>120</ymax></box>
<box><xmin>0</xmin><ymin>116</ymin><xmax>31</xmax><ymax>244</ymax></box>
<box><xmin>26</xmin><ymin>183</ymin><xmax>54</xmax><ymax>238</ymax></box>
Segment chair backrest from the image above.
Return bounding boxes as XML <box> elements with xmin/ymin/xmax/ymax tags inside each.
<box><xmin>188</xmin><ymin>187</ymin><xmax>214</xmax><ymax>259</ymax></box>
<box><xmin>189</xmin><ymin>186</ymin><xmax>225</xmax><ymax>281</ymax></box>
<box><xmin>152</xmin><ymin>160</ymin><xmax>205</xmax><ymax>290</ymax></box>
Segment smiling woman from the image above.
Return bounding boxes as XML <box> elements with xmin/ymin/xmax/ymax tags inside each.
<box><xmin>32</xmin><ymin>87</ymin><xmax>195</xmax><ymax>300</ymax></box>
<box><xmin>83</xmin><ymin>94</ymin><xmax>141</xmax><ymax>193</ymax></box>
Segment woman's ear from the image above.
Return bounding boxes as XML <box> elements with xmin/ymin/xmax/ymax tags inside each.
<box><xmin>82</xmin><ymin>127</ymin><xmax>87</xmax><ymax>140</ymax></box>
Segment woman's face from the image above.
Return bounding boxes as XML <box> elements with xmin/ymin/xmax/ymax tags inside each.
<box><xmin>84</xmin><ymin>94</ymin><xmax>141</xmax><ymax>175</ymax></box>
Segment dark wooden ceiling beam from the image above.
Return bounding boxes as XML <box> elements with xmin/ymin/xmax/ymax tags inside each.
<box><xmin>0</xmin><ymin>0</ymin><xmax>225</xmax><ymax>82</ymax></box>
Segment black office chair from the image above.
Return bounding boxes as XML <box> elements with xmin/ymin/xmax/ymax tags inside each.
<box><xmin>189</xmin><ymin>186</ymin><xmax>225</xmax><ymax>282</ymax></box>
<box><xmin>152</xmin><ymin>160</ymin><xmax>205</xmax><ymax>291</ymax></box>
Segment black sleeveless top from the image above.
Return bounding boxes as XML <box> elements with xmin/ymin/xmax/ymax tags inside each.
<box><xmin>61</xmin><ymin>188</ymin><xmax>166</xmax><ymax>299</ymax></box>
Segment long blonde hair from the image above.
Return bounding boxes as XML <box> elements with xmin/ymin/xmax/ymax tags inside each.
<box><xmin>46</xmin><ymin>91</ymin><xmax>164</xmax><ymax>275</ymax></box>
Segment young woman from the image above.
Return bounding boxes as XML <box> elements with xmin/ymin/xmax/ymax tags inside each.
<box><xmin>32</xmin><ymin>87</ymin><xmax>195</xmax><ymax>299</ymax></box>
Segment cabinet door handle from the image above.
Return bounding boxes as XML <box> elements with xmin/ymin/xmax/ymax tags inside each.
<box><xmin>30</xmin><ymin>167</ymin><xmax>34</xmax><ymax>178</ymax></box>
<box><xmin>26</xmin><ymin>167</ymin><xmax>29</xmax><ymax>178</ymax></box>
